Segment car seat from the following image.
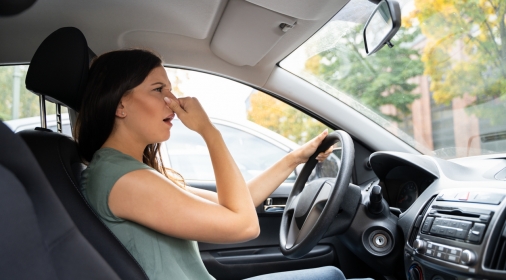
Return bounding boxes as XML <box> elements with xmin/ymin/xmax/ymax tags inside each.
<box><xmin>18</xmin><ymin>27</ymin><xmax>148</xmax><ymax>279</ymax></box>
<box><xmin>0</xmin><ymin>121</ymin><xmax>120</xmax><ymax>279</ymax></box>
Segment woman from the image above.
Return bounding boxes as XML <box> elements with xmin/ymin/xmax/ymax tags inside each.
<box><xmin>77</xmin><ymin>49</ymin><xmax>350</xmax><ymax>280</ymax></box>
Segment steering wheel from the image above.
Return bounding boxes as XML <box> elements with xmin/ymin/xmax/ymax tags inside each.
<box><xmin>280</xmin><ymin>130</ymin><xmax>354</xmax><ymax>259</ymax></box>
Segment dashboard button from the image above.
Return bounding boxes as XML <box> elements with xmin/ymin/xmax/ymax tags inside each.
<box><xmin>425</xmin><ymin>249</ymin><xmax>435</xmax><ymax>256</ymax></box>
<box><xmin>437</xmin><ymin>227</ymin><xmax>448</xmax><ymax>235</ymax></box>
<box><xmin>468</xmin><ymin>223</ymin><xmax>486</xmax><ymax>242</ymax></box>
<box><xmin>430</xmin><ymin>225</ymin><xmax>440</xmax><ymax>234</ymax></box>
<box><xmin>458</xmin><ymin>221</ymin><xmax>472</xmax><ymax>231</ymax></box>
<box><xmin>446</xmin><ymin>228</ymin><xmax>457</xmax><ymax>237</ymax></box>
<box><xmin>455</xmin><ymin>229</ymin><xmax>467</xmax><ymax>239</ymax></box>
<box><xmin>433</xmin><ymin>218</ymin><xmax>443</xmax><ymax>226</ymax></box>
<box><xmin>441</xmin><ymin>219</ymin><xmax>450</xmax><ymax>226</ymax></box>
<box><xmin>422</xmin><ymin>217</ymin><xmax>434</xmax><ymax>233</ymax></box>
<box><xmin>445</xmin><ymin>254</ymin><xmax>460</xmax><ymax>263</ymax></box>
<box><xmin>435</xmin><ymin>251</ymin><xmax>445</xmax><ymax>259</ymax></box>
<box><xmin>479</xmin><ymin>215</ymin><xmax>491</xmax><ymax>222</ymax></box>
<box><xmin>427</xmin><ymin>242</ymin><xmax>434</xmax><ymax>249</ymax></box>
<box><xmin>436</xmin><ymin>245</ymin><xmax>445</xmax><ymax>252</ymax></box>
<box><xmin>448</xmin><ymin>248</ymin><xmax>461</xmax><ymax>256</ymax></box>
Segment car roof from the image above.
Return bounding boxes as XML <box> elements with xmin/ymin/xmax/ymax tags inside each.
<box><xmin>0</xmin><ymin>0</ymin><xmax>349</xmax><ymax>88</ymax></box>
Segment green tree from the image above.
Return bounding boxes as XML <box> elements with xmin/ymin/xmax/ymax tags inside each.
<box><xmin>409</xmin><ymin>0</ymin><xmax>506</xmax><ymax>118</ymax></box>
<box><xmin>307</xmin><ymin>25</ymin><xmax>424</xmax><ymax>122</ymax></box>
<box><xmin>247</xmin><ymin>91</ymin><xmax>330</xmax><ymax>145</ymax></box>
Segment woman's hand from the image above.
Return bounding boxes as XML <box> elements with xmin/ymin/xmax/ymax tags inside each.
<box><xmin>292</xmin><ymin>129</ymin><xmax>334</xmax><ymax>164</ymax></box>
<box><xmin>245</xmin><ymin>129</ymin><xmax>335</xmax><ymax>207</ymax></box>
<box><xmin>164</xmin><ymin>96</ymin><xmax>215</xmax><ymax>136</ymax></box>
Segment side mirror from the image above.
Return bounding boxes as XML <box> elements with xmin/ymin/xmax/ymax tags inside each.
<box><xmin>363</xmin><ymin>0</ymin><xmax>401</xmax><ymax>55</ymax></box>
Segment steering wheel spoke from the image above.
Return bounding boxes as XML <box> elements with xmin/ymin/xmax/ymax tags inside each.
<box><xmin>285</xmin><ymin>194</ymin><xmax>299</xmax><ymax>213</ymax></box>
<box><xmin>285</xmin><ymin>214</ymin><xmax>299</xmax><ymax>249</ymax></box>
<box><xmin>294</xmin><ymin>182</ymin><xmax>331</xmax><ymax>244</ymax></box>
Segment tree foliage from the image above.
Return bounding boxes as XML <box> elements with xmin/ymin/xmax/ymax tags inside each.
<box><xmin>307</xmin><ymin>25</ymin><xmax>424</xmax><ymax>122</ymax></box>
<box><xmin>407</xmin><ymin>0</ymin><xmax>506</xmax><ymax>107</ymax></box>
<box><xmin>247</xmin><ymin>91</ymin><xmax>329</xmax><ymax>145</ymax></box>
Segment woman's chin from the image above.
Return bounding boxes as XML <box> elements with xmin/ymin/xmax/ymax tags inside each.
<box><xmin>161</xmin><ymin>131</ymin><xmax>171</xmax><ymax>142</ymax></box>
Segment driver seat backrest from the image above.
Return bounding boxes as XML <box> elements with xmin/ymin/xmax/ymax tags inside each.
<box><xmin>19</xmin><ymin>27</ymin><xmax>148</xmax><ymax>280</ymax></box>
<box><xmin>0</xmin><ymin>121</ymin><xmax>119</xmax><ymax>279</ymax></box>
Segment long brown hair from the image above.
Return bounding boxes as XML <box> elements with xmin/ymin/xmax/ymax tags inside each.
<box><xmin>75</xmin><ymin>49</ymin><xmax>185</xmax><ymax>188</ymax></box>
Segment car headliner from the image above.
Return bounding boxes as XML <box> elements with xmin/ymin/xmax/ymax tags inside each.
<box><xmin>0</xmin><ymin>0</ymin><xmax>421</xmax><ymax>154</ymax></box>
<box><xmin>0</xmin><ymin>0</ymin><xmax>350</xmax><ymax>88</ymax></box>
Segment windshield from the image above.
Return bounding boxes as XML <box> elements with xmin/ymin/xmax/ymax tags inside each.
<box><xmin>281</xmin><ymin>0</ymin><xmax>506</xmax><ymax>159</ymax></box>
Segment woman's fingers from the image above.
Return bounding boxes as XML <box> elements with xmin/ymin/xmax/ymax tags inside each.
<box><xmin>316</xmin><ymin>145</ymin><xmax>333</xmax><ymax>162</ymax></box>
<box><xmin>164</xmin><ymin>97</ymin><xmax>185</xmax><ymax>116</ymax></box>
<box><xmin>292</xmin><ymin>129</ymin><xmax>330</xmax><ymax>164</ymax></box>
<box><xmin>167</xmin><ymin>96</ymin><xmax>213</xmax><ymax>135</ymax></box>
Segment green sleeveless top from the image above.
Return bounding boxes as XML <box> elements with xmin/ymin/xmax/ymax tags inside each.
<box><xmin>80</xmin><ymin>147</ymin><xmax>214</xmax><ymax>280</ymax></box>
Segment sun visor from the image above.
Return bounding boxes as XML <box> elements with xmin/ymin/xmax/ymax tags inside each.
<box><xmin>246</xmin><ymin>0</ymin><xmax>337</xmax><ymax>20</ymax></box>
<box><xmin>210</xmin><ymin>0</ymin><xmax>296</xmax><ymax>67</ymax></box>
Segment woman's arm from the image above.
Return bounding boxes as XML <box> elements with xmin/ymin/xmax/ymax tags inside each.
<box><xmin>108</xmin><ymin>97</ymin><xmax>259</xmax><ymax>244</ymax></box>
<box><xmin>187</xmin><ymin>130</ymin><xmax>333</xmax><ymax>207</ymax></box>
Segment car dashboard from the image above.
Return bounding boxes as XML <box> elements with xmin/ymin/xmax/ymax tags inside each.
<box><xmin>369</xmin><ymin>151</ymin><xmax>506</xmax><ymax>280</ymax></box>
<box><xmin>380</xmin><ymin>167</ymin><xmax>434</xmax><ymax>213</ymax></box>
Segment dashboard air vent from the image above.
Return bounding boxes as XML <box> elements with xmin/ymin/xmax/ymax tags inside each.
<box><xmin>408</xmin><ymin>195</ymin><xmax>436</xmax><ymax>246</ymax></box>
<box><xmin>485</xmin><ymin>219</ymin><xmax>506</xmax><ymax>270</ymax></box>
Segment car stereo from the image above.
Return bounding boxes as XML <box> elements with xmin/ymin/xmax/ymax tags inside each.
<box><xmin>406</xmin><ymin>190</ymin><xmax>506</xmax><ymax>279</ymax></box>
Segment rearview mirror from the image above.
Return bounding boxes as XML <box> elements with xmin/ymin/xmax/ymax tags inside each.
<box><xmin>363</xmin><ymin>0</ymin><xmax>401</xmax><ymax>55</ymax></box>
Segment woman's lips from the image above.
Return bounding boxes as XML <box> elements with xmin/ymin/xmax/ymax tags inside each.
<box><xmin>163</xmin><ymin>114</ymin><xmax>175</xmax><ymax>126</ymax></box>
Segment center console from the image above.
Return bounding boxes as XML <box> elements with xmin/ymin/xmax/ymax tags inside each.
<box><xmin>404</xmin><ymin>189</ymin><xmax>506</xmax><ymax>280</ymax></box>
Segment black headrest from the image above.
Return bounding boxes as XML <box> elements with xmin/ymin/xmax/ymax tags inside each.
<box><xmin>26</xmin><ymin>27</ymin><xmax>90</xmax><ymax>111</ymax></box>
<box><xmin>0</xmin><ymin>0</ymin><xmax>36</xmax><ymax>16</ymax></box>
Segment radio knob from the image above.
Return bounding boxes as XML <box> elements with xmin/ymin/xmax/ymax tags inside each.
<box><xmin>461</xmin><ymin>250</ymin><xmax>475</xmax><ymax>266</ymax></box>
<box><xmin>413</xmin><ymin>239</ymin><xmax>427</xmax><ymax>254</ymax></box>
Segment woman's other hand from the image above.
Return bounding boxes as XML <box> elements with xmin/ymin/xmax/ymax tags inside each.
<box><xmin>292</xmin><ymin>129</ymin><xmax>334</xmax><ymax>164</ymax></box>
<box><xmin>164</xmin><ymin>96</ymin><xmax>215</xmax><ymax>136</ymax></box>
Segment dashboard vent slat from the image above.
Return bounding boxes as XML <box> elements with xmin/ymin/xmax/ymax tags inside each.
<box><xmin>498</xmin><ymin>241</ymin><xmax>506</xmax><ymax>270</ymax></box>
<box><xmin>485</xmin><ymin>219</ymin><xmax>506</xmax><ymax>271</ymax></box>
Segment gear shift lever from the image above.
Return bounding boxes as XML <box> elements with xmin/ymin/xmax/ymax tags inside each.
<box><xmin>368</xmin><ymin>185</ymin><xmax>384</xmax><ymax>214</ymax></box>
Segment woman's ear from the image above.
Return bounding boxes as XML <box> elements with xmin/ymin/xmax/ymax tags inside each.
<box><xmin>116</xmin><ymin>101</ymin><xmax>126</xmax><ymax>118</ymax></box>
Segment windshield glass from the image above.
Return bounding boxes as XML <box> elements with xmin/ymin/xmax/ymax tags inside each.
<box><xmin>281</xmin><ymin>0</ymin><xmax>506</xmax><ymax>159</ymax></box>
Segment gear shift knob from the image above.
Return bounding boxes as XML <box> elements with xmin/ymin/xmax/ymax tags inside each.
<box><xmin>368</xmin><ymin>185</ymin><xmax>384</xmax><ymax>214</ymax></box>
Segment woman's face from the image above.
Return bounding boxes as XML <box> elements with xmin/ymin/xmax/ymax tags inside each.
<box><xmin>119</xmin><ymin>66</ymin><xmax>177</xmax><ymax>145</ymax></box>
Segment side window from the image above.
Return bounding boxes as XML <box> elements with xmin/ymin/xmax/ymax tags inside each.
<box><xmin>167</xmin><ymin>121</ymin><xmax>293</xmax><ymax>181</ymax></box>
<box><xmin>0</xmin><ymin>65</ymin><xmax>70</xmax><ymax>136</ymax></box>
<box><xmin>164</xmin><ymin>68</ymin><xmax>334</xmax><ymax>182</ymax></box>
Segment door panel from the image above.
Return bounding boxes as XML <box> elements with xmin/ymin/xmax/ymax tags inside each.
<box><xmin>201</xmin><ymin>246</ymin><xmax>334</xmax><ymax>280</ymax></box>
<box><xmin>189</xmin><ymin>181</ymin><xmax>335</xmax><ymax>279</ymax></box>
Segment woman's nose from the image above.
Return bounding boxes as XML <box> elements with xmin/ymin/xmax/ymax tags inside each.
<box><xmin>163</xmin><ymin>88</ymin><xmax>177</xmax><ymax>98</ymax></box>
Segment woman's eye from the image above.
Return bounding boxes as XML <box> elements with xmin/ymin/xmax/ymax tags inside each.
<box><xmin>155</xmin><ymin>87</ymin><xmax>163</xmax><ymax>92</ymax></box>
